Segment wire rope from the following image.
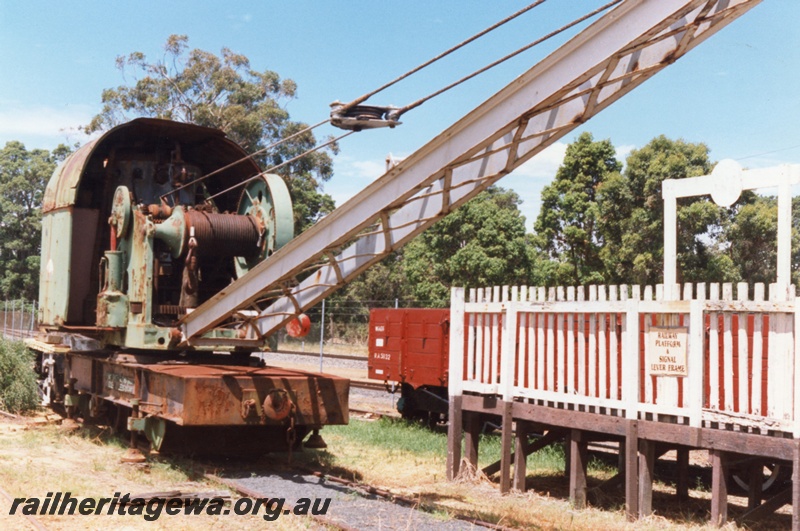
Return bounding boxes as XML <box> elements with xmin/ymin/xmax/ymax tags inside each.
<box><xmin>160</xmin><ymin>118</ymin><xmax>330</xmax><ymax>202</ymax></box>
<box><xmin>204</xmin><ymin>130</ymin><xmax>356</xmax><ymax>203</ymax></box>
<box><xmin>337</xmin><ymin>0</ymin><xmax>549</xmax><ymax>114</ymax></box>
<box><xmin>393</xmin><ymin>0</ymin><xmax>624</xmax><ymax>117</ymax></box>
<box><xmin>167</xmin><ymin>1</ymin><xmax>623</xmax><ymax>204</ymax></box>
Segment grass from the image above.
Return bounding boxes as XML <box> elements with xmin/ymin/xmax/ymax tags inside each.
<box><xmin>0</xmin><ymin>404</ymin><xmax>791</xmax><ymax>529</ymax></box>
<box><xmin>280</xmin><ymin>417</ymin><xmax>792</xmax><ymax>530</ymax></box>
<box><xmin>309</xmin><ymin>417</ymin><xmax>609</xmax><ymax>480</ymax></box>
<box><xmin>0</xmin><ymin>421</ymin><xmax>314</xmax><ymax>530</ymax></box>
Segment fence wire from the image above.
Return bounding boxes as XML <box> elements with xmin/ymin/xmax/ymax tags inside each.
<box><xmin>0</xmin><ymin>298</ymin><xmax>441</xmax><ymax>354</ymax></box>
<box><xmin>1</xmin><ymin>300</ymin><xmax>38</xmax><ymax>341</ymax></box>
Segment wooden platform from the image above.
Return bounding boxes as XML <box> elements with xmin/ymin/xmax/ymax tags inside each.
<box><xmin>446</xmin><ymin>283</ymin><xmax>800</xmax><ymax>528</ymax></box>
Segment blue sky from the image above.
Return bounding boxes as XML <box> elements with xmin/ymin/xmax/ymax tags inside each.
<box><xmin>1</xmin><ymin>1</ymin><xmax>798</xmax><ymax>225</ymax></box>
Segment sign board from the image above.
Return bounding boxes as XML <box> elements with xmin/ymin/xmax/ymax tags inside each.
<box><xmin>647</xmin><ymin>327</ymin><xmax>688</xmax><ymax>377</ymax></box>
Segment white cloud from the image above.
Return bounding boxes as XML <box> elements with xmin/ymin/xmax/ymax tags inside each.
<box><xmin>513</xmin><ymin>142</ymin><xmax>568</xmax><ymax>179</ymax></box>
<box><xmin>328</xmin><ymin>155</ymin><xmax>393</xmax><ymax>207</ymax></box>
<box><xmin>226</xmin><ymin>13</ymin><xmax>254</xmax><ymax>30</ymax></box>
<box><xmin>499</xmin><ymin>142</ymin><xmax>568</xmax><ymax>225</ymax></box>
<box><xmin>615</xmin><ymin>144</ymin><xmax>636</xmax><ymax>165</ymax></box>
<box><xmin>333</xmin><ymin>154</ymin><xmax>394</xmax><ymax>181</ymax></box>
<box><xmin>0</xmin><ymin>103</ymin><xmax>94</xmax><ymax>147</ymax></box>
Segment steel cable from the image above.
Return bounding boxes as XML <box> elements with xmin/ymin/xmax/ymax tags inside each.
<box><xmin>204</xmin><ymin>130</ymin><xmax>355</xmax><ymax>203</ymax></box>
<box><xmin>161</xmin><ymin>118</ymin><xmax>331</xmax><ymax>203</ymax></box>
<box><xmin>394</xmin><ymin>0</ymin><xmax>624</xmax><ymax>117</ymax></box>
<box><xmin>336</xmin><ymin>0</ymin><xmax>549</xmax><ymax>114</ymax></box>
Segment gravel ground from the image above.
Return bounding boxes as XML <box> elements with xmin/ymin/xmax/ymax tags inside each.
<box><xmin>262</xmin><ymin>350</ymin><xmax>369</xmax><ymax>372</ymax></box>
<box><xmin>247</xmin><ymin>353</ymin><xmax>477</xmax><ymax>530</ymax></box>
<box><xmin>228</xmin><ymin>471</ymin><xmax>482</xmax><ymax>531</ymax></box>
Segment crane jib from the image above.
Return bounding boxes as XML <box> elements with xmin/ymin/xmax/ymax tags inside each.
<box><xmin>180</xmin><ymin>0</ymin><xmax>762</xmax><ymax>342</ymax></box>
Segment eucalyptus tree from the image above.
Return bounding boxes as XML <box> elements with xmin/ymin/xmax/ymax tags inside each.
<box><xmin>85</xmin><ymin>34</ymin><xmax>335</xmax><ymax>232</ymax></box>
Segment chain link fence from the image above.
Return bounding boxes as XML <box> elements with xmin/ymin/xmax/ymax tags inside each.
<box><xmin>1</xmin><ymin>300</ymin><xmax>38</xmax><ymax>341</ymax></box>
<box><xmin>275</xmin><ymin>299</ymin><xmax>442</xmax><ymax>356</ymax></box>
<box><xmin>0</xmin><ymin>298</ymin><xmax>442</xmax><ymax>354</ymax></box>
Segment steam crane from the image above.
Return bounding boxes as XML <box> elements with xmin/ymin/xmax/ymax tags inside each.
<box><xmin>28</xmin><ymin>0</ymin><xmax>761</xmax><ymax>456</ymax></box>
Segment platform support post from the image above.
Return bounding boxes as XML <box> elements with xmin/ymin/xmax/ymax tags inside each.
<box><xmin>677</xmin><ymin>447</ymin><xmax>690</xmax><ymax>502</ymax></box>
<box><xmin>564</xmin><ymin>431</ymin><xmax>571</xmax><ymax>479</ymax></box>
<box><xmin>625</xmin><ymin>420</ymin><xmax>639</xmax><ymax>520</ymax></box>
<box><xmin>747</xmin><ymin>459</ymin><xmax>764</xmax><ymax>509</ymax></box>
<box><xmin>464</xmin><ymin>411</ymin><xmax>480</xmax><ymax>470</ymax></box>
<box><xmin>569</xmin><ymin>429</ymin><xmax>588</xmax><ymax>509</ymax></box>
<box><xmin>447</xmin><ymin>395</ymin><xmax>463</xmax><ymax>480</ymax></box>
<box><xmin>793</xmin><ymin>441</ymin><xmax>800</xmax><ymax>530</ymax></box>
<box><xmin>710</xmin><ymin>449</ymin><xmax>729</xmax><ymax>526</ymax></box>
<box><xmin>638</xmin><ymin>439</ymin><xmax>656</xmax><ymax>517</ymax></box>
<box><xmin>514</xmin><ymin>420</ymin><xmax>529</xmax><ymax>492</ymax></box>
<box><xmin>500</xmin><ymin>400</ymin><xmax>513</xmax><ymax>493</ymax></box>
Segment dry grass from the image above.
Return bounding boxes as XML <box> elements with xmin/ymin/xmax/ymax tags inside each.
<box><xmin>286</xmin><ymin>418</ymin><xmax>793</xmax><ymax>531</ymax></box>
<box><xmin>1</xmin><ymin>412</ymin><xmax>793</xmax><ymax>530</ymax></box>
<box><xmin>0</xmin><ymin>418</ymin><xmax>317</xmax><ymax>530</ymax></box>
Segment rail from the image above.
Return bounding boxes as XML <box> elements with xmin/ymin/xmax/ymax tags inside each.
<box><xmin>448</xmin><ymin>281</ymin><xmax>800</xmax><ymax>436</ymax></box>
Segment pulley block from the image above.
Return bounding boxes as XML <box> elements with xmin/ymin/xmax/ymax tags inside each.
<box><xmin>330</xmin><ymin>101</ymin><xmax>402</xmax><ymax>131</ymax></box>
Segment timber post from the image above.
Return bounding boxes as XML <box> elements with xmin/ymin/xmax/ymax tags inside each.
<box><xmin>464</xmin><ymin>411</ymin><xmax>481</xmax><ymax>470</ymax></box>
<box><xmin>638</xmin><ymin>439</ymin><xmax>656</xmax><ymax>517</ymax></box>
<box><xmin>446</xmin><ymin>287</ymin><xmax>466</xmax><ymax>481</ymax></box>
<box><xmin>569</xmin><ymin>429</ymin><xmax>588</xmax><ymax>509</ymax></box>
<box><xmin>710</xmin><ymin>449</ymin><xmax>729</xmax><ymax>526</ymax></box>
<box><xmin>514</xmin><ymin>420</ymin><xmax>530</xmax><ymax>492</ymax></box>
<box><xmin>499</xmin><ymin>401</ymin><xmax>513</xmax><ymax>493</ymax></box>
<box><xmin>625</xmin><ymin>420</ymin><xmax>639</xmax><ymax>521</ymax></box>
<box><xmin>793</xmin><ymin>440</ymin><xmax>800</xmax><ymax>530</ymax></box>
<box><xmin>447</xmin><ymin>395</ymin><xmax>463</xmax><ymax>481</ymax></box>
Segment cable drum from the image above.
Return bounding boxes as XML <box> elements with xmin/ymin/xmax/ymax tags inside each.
<box><xmin>184</xmin><ymin>210</ymin><xmax>262</xmax><ymax>258</ymax></box>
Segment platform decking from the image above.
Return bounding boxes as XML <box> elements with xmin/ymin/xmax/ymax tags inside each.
<box><xmin>446</xmin><ymin>282</ymin><xmax>800</xmax><ymax>527</ymax></box>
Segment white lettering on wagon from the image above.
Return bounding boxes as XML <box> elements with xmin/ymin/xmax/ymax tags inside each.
<box><xmin>106</xmin><ymin>373</ymin><xmax>135</xmax><ymax>394</ymax></box>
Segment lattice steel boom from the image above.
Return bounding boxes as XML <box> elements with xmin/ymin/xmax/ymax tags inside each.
<box><xmin>180</xmin><ymin>0</ymin><xmax>761</xmax><ymax>342</ymax></box>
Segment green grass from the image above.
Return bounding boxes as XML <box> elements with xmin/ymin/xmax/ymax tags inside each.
<box><xmin>321</xmin><ymin>417</ymin><xmax>612</xmax><ymax>477</ymax></box>
<box><xmin>326</xmin><ymin>417</ymin><xmax>447</xmax><ymax>455</ymax></box>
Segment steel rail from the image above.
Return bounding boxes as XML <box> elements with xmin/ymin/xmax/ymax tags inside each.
<box><xmin>273</xmin><ymin>349</ymin><xmax>366</xmax><ymax>362</ymax></box>
<box><xmin>0</xmin><ymin>484</ymin><xmax>50</xmax><ymax>531</ymax></box>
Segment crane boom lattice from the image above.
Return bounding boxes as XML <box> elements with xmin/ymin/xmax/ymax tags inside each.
<box><xmin>181</xmin><ymin>0</ymin><xmax>761</xmax><ymax>343</ymax></box>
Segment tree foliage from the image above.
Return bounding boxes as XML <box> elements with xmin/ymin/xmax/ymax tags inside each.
<box><xmin>534</xmin><ymin>132</ymin><xmax>621</xmax><ymax>285</ymax></box>
<box><xmin>85</xmin><ymin>34</ymin><xmax>335</xmax><ymax>232</ymax></box>
<box><xmin>533</xmin><ymin>134</ymin><xmax>753</xmax><ymax>287</ymax></box>
<box><xmin>403</xmin><ymin>186</ymin><xmax>535</xmax><ymax>306</ymax></box>
<box><xmin>0</xmin><ymin>142</ymin><xmax>71</xmax><ymax>300</ymax></box>
<box><xmin>0</xmin><ymin>339</ymin><xmax>40</xmax><ymax>414</ymax></box>
<box><xmin>599</xmin><ymin>135</ymin><xmax>723</xmax><ymax>285</ymax></box>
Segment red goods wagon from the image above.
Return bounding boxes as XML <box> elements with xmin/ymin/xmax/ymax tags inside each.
<box><xmin>368</xmin><ymin>308</ymin><xmax>450</xmax><ymax>422</ymax></box>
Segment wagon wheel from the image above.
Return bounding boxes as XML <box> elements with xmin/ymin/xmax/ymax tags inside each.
<box><xmin>730</xmin><ymin>460</ymin><xmax>791</xmax><ymax>496</ymax></box>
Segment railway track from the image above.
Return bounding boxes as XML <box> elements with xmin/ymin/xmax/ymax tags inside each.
<box><xmin>206</xmin><ymin>467</ymin><xmax>516</xmax><ymax>531</ymax></box>
<box><xmin>349</xmin><ymin>379</ymin><xmax>386</xmax><ymax>392</ymax></box>
<box><xmin>273</xmin><ymin>348</ymin><xmax>367</xmax><ymax>363</ymax></box>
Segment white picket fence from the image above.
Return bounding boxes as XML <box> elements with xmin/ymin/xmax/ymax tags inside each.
<box><xmin>448</xmin><ymin>282</ymin><xmax>800</xmax><ymax>436</ymax></box>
